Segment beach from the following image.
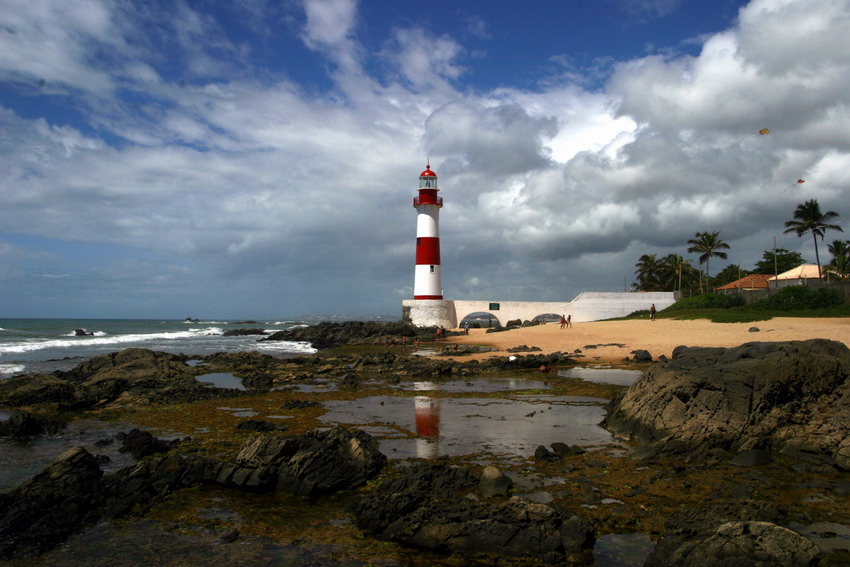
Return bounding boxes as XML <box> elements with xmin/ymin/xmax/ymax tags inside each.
<box><xmin>443</xmin><ymin>317</ymin><xmax>850</xmax><ymax>363</ymax></box>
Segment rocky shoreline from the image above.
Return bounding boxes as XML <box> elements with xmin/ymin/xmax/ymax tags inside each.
<box><xmin>2</xmin><ymin>322</ymin><xmax>850</xmax><ymax>565</ymax></box>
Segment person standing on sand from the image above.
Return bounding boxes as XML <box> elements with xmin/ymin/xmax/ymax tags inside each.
<box><xmin>560</xmin><ymin>315</ymin><xmax>566</xmax><ymax>329</ymax></box>
<box><xmin>650</xmin><ymin>304</ymin><xmax>657</xmax><ymax>321</ymax></box>
<box><xmin>566</xmin><ymin>314</ymin><xmax>572</xmax><ymax>328</ymax></box>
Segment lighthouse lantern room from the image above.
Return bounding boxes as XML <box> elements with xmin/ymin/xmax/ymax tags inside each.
<box><xmin>413</xmin><ymin>163</ymin><xmax>443</xmax><ymax>300</ymax></box>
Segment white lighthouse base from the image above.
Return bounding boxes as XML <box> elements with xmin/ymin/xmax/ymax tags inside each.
<box><xmin>402</xmin><ymin>299</ymin><xmax>457</xmax><ymax>328</ymax></box>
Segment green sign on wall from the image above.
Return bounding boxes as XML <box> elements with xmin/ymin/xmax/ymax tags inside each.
<box><xmin>489</xmin><ymin>303</ymin><xmax>500</xmax><ymax>310</ymax></box>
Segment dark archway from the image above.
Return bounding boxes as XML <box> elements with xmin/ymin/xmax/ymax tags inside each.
<box><xmin>459</xmin><ymin>311</ymin><xmax>499</xmax><ymax>328</ymax></box>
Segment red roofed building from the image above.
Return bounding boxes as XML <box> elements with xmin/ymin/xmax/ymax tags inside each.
<box><xmin>714</xmin><ymin>274</ymin><xmax>772</xmax><ymax>294</ymax></box>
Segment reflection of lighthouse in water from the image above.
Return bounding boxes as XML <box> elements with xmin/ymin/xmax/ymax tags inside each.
<box><xmin>414</xmin><ymin>382</ymin><xmax>441</xmax><ymax>458</ymax></box>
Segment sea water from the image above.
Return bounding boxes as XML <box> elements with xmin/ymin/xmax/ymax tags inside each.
<box><xmin>0</xmin><ymin>317</ymin><xmax>332</xmax><ymax>377</ymax></box>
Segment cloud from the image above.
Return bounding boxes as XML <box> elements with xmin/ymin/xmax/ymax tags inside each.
<box><xmin>1</xmin><ymin>0</ymin><xmax>849</xmax><ymax>317</ymax></box>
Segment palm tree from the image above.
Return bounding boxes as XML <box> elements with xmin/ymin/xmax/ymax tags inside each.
<box><xmin>687</xmin><ymin>231</ymin><xmax>731</xmax><ymax>291</ymax></box>
<box><xmin>783</xmin><ymin>199</ymin><xmax>844</xmax><ymax>279</ymax></box>
<box><xmin>634</xmin><ymin>254</ymin><xmax>661</xmax><ymax>291</ymax></box>
<box><xmin>658</xmin><ymin>254</ymin><xmax>692</xmax><ymax>292</ymax></box>
<box><xmin>827</xmin><ymin>239</ymin><xmax>850</xmax><ymax>279</ymax></box>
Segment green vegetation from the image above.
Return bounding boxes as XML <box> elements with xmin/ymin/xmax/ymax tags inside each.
<box><xmin>624</xmin><ymin>288</ymin><xmax>850</xmax><ymax>323</ymax></box>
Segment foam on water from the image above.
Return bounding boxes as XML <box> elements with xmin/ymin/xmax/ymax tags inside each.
<box><xmin>0</xmin><ymin>364</ymin><xmax>26</xmax><ymax>376</ymax></box>
<box><xmin>0</xmin><ymin>327</ymin><xmax>225</xmax><ymax>355</ymax></box>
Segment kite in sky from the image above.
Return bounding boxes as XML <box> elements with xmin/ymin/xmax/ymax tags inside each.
<box><xmin>781</xmin><ymin>179</ymin><xmax>805</xmax><ymax>193</ymax></box>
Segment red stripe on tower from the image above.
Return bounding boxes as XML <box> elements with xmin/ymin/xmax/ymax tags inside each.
<box><xmin>413</xmin><ymin>163</ymin><xmax>444</xmax><ymax>300</ymax></box>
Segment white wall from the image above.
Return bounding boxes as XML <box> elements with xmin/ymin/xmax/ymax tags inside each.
<box><xmin>404</xmin><ymin>292</ymin><xmax>677</xmax><ymax>328</ymax></box>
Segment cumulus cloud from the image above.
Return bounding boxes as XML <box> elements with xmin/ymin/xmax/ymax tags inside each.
<box><xmin>1</xmin><ymin>0</ymin><xmax>849</xmax><ymax>317</ymax></box>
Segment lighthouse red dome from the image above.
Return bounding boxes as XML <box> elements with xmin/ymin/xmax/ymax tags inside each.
<box><xmin>420</xmin><ymin>165</ymin><xmax>437</xmax><ymax>177</ymax></box>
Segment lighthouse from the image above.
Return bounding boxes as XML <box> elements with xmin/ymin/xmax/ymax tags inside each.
<box><xmin>413</xmin><ymin>163</ymin><xmax>443</xmax><ymax>299</ymax></box>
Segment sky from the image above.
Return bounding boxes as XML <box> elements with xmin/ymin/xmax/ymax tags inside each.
<box><xmin>1</xmin><ymin>0</ymin><xmax>849</xmax><ymax>319</ymax></box>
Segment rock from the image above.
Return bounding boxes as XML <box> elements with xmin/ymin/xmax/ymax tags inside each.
<box><xmin>631</xmin><ymin>349</ymin><xmax>652</xmax><ymax>362</ymax></box>
<box><xmin>217</xmin><ymin>529</ymin><xmax>240</xmax><ymax>544</ymax></box>
<box><xmin>349</xmin><ymin>462</ymin><xmax>593</xmax><ymax>564</ymax></box>
<box><xmin>645</xmin><ymin>500</ymin><xmax>794</xmax><ymax>567</ymax></box>
<box><xmin>479</xmin><ymin>465</ymin><xmax>513</xmax><ymax>497</ymax></box>
<box><xmin>262</xmin><ymin>321</ymin><xmax>421</xmax><ymax>349</ymax></box>
<box><xmin>0</xmin><ymin>447</ymin><xmax>103</xmax><ymax>559</ymax></box>
<box><xmin>221</xmin><ymin>426</ymin><xmax>387</xmax><ymax>497</ymax></box>
<box><xmin>74</xmin><ymin>329</ymin><xmax>94</xmax><ymax>336</ymax></box>
<box><xmin>648</xmin><ymin>521</ymin><xmax>819</xmax><ymax>567</ymax></box>
<box><xmin>235</xmin><ymin>419</ymin><xmax>288</xmax><ymax>433</ymax></box>
<box><xmin>603</xmin><ymin>340</ymin><xmax>850</xmax><ymax>462</ymax></box>
<box><xmin>535</xmin><ymin>445</ymin><xmax>560</xmax><ymax>462</ymax></box>
<box><xmin>551</xmin><ymin>442</ymin><xmax>586</xmax><ymax>457</ymax></box>
<box><xmin>833</xmin><ymin>437</ymin><xmax>850</xmax><ymax>471</ymax></box>
<box><xmin>507</xmin><ymin>345</ymin><xmax>542</xmax><ymax>353</ymax></box>
<box><xmin>118</xmin><ymin>429</ymin><xmax>181</xmax><ymax>458</ymax></box>
<box><xmin>0</xmin><ymin>412</ymin><xmax>66</xmax><ymax>437</ymax></box>
<box><xmin>281</xmin><ymin>400</ymin><xmax>320</xmax><ymax>410</ymax></box>
<box><xmin>729</xmin><ymin>449</ymin><xmax>773</xmax><ymax>467</ymax></box>
<box><xmin>222</xmin><ymin>328</ymin><xmax>268</xmax><ymax>337</ymax></box>
<box><xmin>749</xmin><ymin>326</ymin><xmax>760</xmax><ymax>332</ymax></box>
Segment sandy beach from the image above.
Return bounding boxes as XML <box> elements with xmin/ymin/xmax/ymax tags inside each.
<box><xmin>442</xmin><ymin>317</ymin><xmax>850</xmax><ymax>363</ymax></box>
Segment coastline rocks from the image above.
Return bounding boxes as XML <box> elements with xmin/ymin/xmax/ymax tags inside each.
<box><xmin>219</xmin><ymin>426</ymin><xmax>386</xmax><ymax>497</ymax></box>
<box><xmin>603</xmin><ymin>339</ymin><xmax>850</xmax><ymax>462</ymax></box>
<box><xmin>262</xmin><ymin>321</ymin><xmax>422</xmax><ymax>349</ymax></box>
<box><xmin>0</xmin><ymin>426</ymin><xmax>386</xmax><ymax>559</ymax></box>
<box><xmin>0</xmin><ymin>447</ymin><xmax>104</xmax><ymax>559</ymax></box>
<box><xmin>645</xmin><ymin>501</ymin><xmax>818</xmax><ymax>567</ymax></box>
<box><xmin>0</xmin><ymin>349</ymin><xmax>242</xmax><ymax>408</ymax></box>
<box><xmin>222</xmin><ymin>328</ymin><xmax>268</xmax><ymax>337</ymax></box>
<box><xmin>349</xmin><ymin>462</ymin><xmax>594</xmax><ymax>564</ymax></box>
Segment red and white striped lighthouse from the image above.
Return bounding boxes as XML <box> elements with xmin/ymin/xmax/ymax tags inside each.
<box><xmin>413</xmin><ymin>163</ymin><xmax>443</xmax><ymax>300</ymax></box>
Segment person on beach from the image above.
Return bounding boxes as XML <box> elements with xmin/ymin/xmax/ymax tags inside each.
<box><xmin>566</xmin><ymin>314</ymin><xmax>572</xmax><ymax>328</ymax></box>
<box><xmin>559</xmin><ymin>315</ymin><xmax>566</xmax><ymax>329</ymax></box>
<box><xmin>650</xmin><ymin>304</ymin><xmax>657</xmax><ymax>321</ymax></box>
<box><xmin>463</xmin><ymin>321</ymin><xmax>470</xmax><ymax>334</ymax></box>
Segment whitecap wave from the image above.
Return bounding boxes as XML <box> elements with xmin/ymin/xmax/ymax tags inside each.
<box><xmin>255</xmin><ymin>341</ymin><xmax>317</xmax><ymax>354</ymax></box>
<box><xmin>0</xmin><ymin>364</ymin><xmax>26</xmax><ymax>376</ymax></box>
<box><xmin>0</xmin><ymin>327</ymin><xmax>224</xmax><ymax>355</ymax></box>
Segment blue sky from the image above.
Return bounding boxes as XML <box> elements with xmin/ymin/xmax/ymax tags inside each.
<box><xmin>1</xmin><ymin>0</ymin><xmax>848</xmax><ymax>319</ymax></box>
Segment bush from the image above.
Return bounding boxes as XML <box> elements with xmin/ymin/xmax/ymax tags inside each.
<box><xmin>664</xmin><ymin>293</ymin><xmax>746</xmax><ymax>311</ymax></box>
<box><xmin>754</xmin><ymin>286</ymin><xmax>843</xmax><ymax>311</ymax></box>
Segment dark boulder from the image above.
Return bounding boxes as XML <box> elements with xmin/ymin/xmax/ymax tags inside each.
<box><xmin>219</xmin><ymin>426</ymin><xmax>386</xmax><ymax>497</ymax></box>
<box><xmin>478</xmin><ymin>465</ymin><xmax>513</xmax><ymax>497</ymax></box>
<box><xmin>0</xmin><ymin>447</ymin><xmax>103</xmax><ymax>559</ymax></box>
<box><xmin>262</xmin><ymin>321</ymin><xmax>421</xmax><ymax>349</ymax></box>
<box><xmin>349</xmin><ymin>462</ymin><xmax>594</xmax><ymax>564</ymax></box>
<box><xmin>645</xmin><ymin>501</ymin><xmax>817</xmax><ymax>567</ymax></box>
<box><xmin>631</xmin><ymin>349</ymin><xmax>652</xmax><ymax>362</ymax></box>
<box><xmin>0</xmin><ymin>412</ymin><xmax>66</xmax><ymax>437</ymax></box>
<box><xmin>118</xmin><ymin>428</ymin><xmax>182</xmax><ymax>458</ymax></box>
<box><xmin>603</xmin><ymin>340</ymin><xmax>850</xmax><ymax>462</ymax></box>
<box><xmin>222</xmin><ymin>328</ymin><xmax>268</xmax><ymax>337</ymax></box>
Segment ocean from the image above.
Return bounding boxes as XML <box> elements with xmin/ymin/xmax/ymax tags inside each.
<box><xmin>0</xmin><ymin>317</ymin><xmax>367</xmax><ymax>378</ymax></box>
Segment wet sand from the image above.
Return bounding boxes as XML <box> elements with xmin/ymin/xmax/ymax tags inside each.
<box><xmin>442</xmin><ymin>317</ymin><xmax>850</xmax><ymax>363</ymax></box>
